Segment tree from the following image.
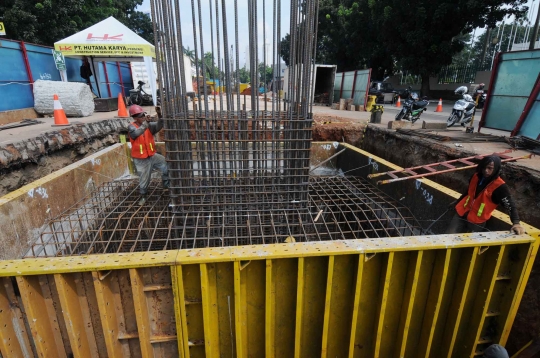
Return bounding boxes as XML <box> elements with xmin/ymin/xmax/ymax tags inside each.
<box><xmin>370</xmin><ymin>0</ymin><xmax>528</xmax><ymax>95</ymax></box>
<box><xmin>236</xmin><ymin>67</ymin><xmax>250</xmax><ymax>83</ymax></box>
<box><xmin>258</xmin><ymin>63</ymin><xmax>273</xmax><ymax>84</ymax></box>
<box><xmin>0</xmin><ymin>0</ymin><xmax>154</xmax><ymax>46</ymax></box>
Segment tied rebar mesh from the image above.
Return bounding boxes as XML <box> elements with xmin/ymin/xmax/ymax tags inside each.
<box><xmin>28</xmin><ymin>177</ymin><xmax>423</xmax><ymax>257</ymax></box>
<box><xmin>150</xmin><ymin>0</ymin><xmax>319</xmax><ymax>227</ymax></box>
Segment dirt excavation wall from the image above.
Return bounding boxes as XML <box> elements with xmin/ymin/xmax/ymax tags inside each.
<box><xmin>0</xmin><ymin>118</ymin><xmax>130</xmax><ymax>196</ymax></box>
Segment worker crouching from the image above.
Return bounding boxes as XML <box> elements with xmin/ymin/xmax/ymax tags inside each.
<box><xmin>128</xmin><ymin>104</ymin><xmax>170</xmax><ymax>205</ymax></box>
<box><xmin>446</xmin><ymin>155</ymin><xmax>524</xmax><ymax>235</ymax></box>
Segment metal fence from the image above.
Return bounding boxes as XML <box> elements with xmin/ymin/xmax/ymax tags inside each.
<box><xmin>437</xmin><ymin>65</ymin><xmax>479</xmax><ymax>84</ymax></box>
<box><xmin>0</xmin><ymin>39</ymin><xmax>134</xmax><ymax>112</ymax></box>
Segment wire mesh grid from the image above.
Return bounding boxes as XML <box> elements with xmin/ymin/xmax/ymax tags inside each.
<box><xmin>27</xmin><ymin>176</ymin><xmax>422</xmax><ymax>257</ymax></box>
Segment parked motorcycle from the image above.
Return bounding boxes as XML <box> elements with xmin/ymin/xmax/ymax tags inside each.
<box><xmin>472</xmin><ymin>83</ymin><xmax>487</xmax><ymax>109</ymax></box>
<box><xmin>447</xmin><ymin>86</ymin><xmax>476</xmax><ymax>127</ymax></box>
<box><xmin>128</xmin><ymin>81</ymin><xmax>153</xmax><ymax>106</ymax></box>
<box><xmin>395</xmin><ymin>90</ymin><xmax>430</xmax><ymax>123</ymax></box>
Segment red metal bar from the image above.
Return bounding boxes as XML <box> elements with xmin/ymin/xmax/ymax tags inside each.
<box><xmin>19</xmin><ymin>41</ymin><xmax>34</xmax><ymax>97</ymax></box>
<box><xmin>102</xmin><ymin>62</ymin><xmax>112</xmax><ymax>97</ymax></box>
<box><xmin>339</xmin><ymin>72</ymin><xmax>345</xmax><ymax>99</ymax></box>
<box><xmin>351</xmin><ymin>70</ymin><xmax>358</xmax><ymax>99</ymax></box>
<box><xmin>364</xmin><ymin>68</ymin><xmax>372</xmax><ymax>111</ymax></box>
<box><xmin>116</xmin><ymin>61</ymin><xmax>124</xmax><ymax>97</ymax></box>
<box><xmin>478</xmin><ymin>52</ymin><xmax>501</xmax><ymax>133</ymax></box>
<box><xmin>511</xmin><ymin>72</ymin><xmax>540</xmax><ymax>137</ymax></box>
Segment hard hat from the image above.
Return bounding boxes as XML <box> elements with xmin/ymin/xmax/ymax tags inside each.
<box><xmin>479</xmin><ymin>83</ymin><xmax>485</xmax><ymax>87</ymax></box>
<box><xmin>129</xmin><ymin>104</ymin><xmax>145</xmax><ymax>117</ymax></box>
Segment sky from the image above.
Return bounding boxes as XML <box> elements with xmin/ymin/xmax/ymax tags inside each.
<box><xmin>138</xmin><ymin>0</ymin><xmax>292</xmax><ymax>68</ymax></box>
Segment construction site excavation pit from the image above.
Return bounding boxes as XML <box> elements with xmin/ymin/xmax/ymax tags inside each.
<box><xmin>0</xmin><ymin>140</ymin><xmax>539</xmax><ymax>358</ymax></box>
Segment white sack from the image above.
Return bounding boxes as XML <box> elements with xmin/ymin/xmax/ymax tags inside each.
<box><xmin>33</xmin><ymin>80</ymin><xmax>95</xmax><ymax>117</ymax></box>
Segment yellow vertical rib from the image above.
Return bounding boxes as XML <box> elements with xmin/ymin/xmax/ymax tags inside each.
<box><xmin>348</xmin><ymin>254</ymin><xmax>365</xmax><ymax>358</ymax></box>
<box><xmin>234</xmin><ymin>261</ymin><xmax>248</xmax><ymax>358</ymax></box>
<box><xmin>171</xmin><ymin>265</ymin><xmax>187</xmax><ymax>358</ymax></box>
<box><xmin>54</xmin><ymin>273</ymin><xmax>98</xmax><ymax>357</ymax></box>
<box><xmin>265</xmin><ymin>259</ymin><xmax>275</xmax><ymax>358</ymax></box>
<box><xmin>398</xmin><ymin>251</ymin><xmax>423</xmax><ymax>357</ymax></box>
<box><xmin>92</xmin><ymin>271</ymin><xmax>124</xmax><ymax>357</ymax></box>
<box><xmin>200</xmin><ymin>263</ymin><xmax>220</xmax><ymax>357</ymax></box>
<box><xmin>294</xmin><ymin>257</ymin><xmax>305</xmax><ymax>358</ymax></box>
<box><xmin>0</xmin><ymin>277</ymin><xmax>33</xmax><ymax>358</ymax></box>
<box><xmin>374</xmin><ymin>252</ymin><xmax>394</xmax><ymax>357</ymax></box>
<box><xmin>17</xmin><ymin>275</ymin><xmax>67</xmax><ymax>358</ymax></box>
<box><xmin>446</xmin><ymin>247</ymin><xmax>479</xmax><ymax>357</ymax></box>
<box><xmin>129</xmin><ymin>268</ymin><xmax>153</xmax><ymax>358</ymax></box>
<box><xmin>321</xmin><ymin>255</ymin><xmax>335</xmax><ymax>358</ymax></box>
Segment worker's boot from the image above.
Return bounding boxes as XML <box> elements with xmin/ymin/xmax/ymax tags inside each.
<box><xmin>138</xmin><ymin>195</ymin><xmax>147</xmax><ymax>206</ymax></box>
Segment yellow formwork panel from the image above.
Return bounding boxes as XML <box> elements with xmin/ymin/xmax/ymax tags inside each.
<box><xmin>0</xmin><ymin>232</ymin><xmax>538</xmax><ymax>358</ymax></box>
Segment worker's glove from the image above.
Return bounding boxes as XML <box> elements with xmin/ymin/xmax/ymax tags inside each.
<box><xmin>155</xmin><ymin>106</ymin><xmax>162</xmax><ymax>117</ymax></box>
<box><xmin>510</xmin><ymin>224</ymin><xmax>525</xmax><ymax>235</ymax></box>
<box><xmin>139</xmin><ymin>120</ymin><xmax>149</xmax><ymax>130</ymax></box>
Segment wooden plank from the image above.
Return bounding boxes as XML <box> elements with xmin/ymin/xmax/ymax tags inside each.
<box><xmin>0</xmin><ymin>277</ymin><xmax>33</xmax><ymax>358</ymax></box>
<box><xmin>265</xmin><ymin>259</ymin><xmax>275</xmax><ymax>357</ymax></box>
<box><xmin>348</xmin><ymin>254</ymin><xmax>365</xmax><ymax>358</ymax></box>
<box><xmin>130</xmin><ymin>268</ymin><xmax>153</xmax><ymax>357</ymax></box>
<box><xmin>294</xmin><ymin>258</ymin><xmax>305</xmax><ymax>358</ymax></box>
<box><xmin>171</xmin><ymin>266</ymin><xmax>188</xmax><ymax>358</ymax></box>
<box><xmin>374</xmin><ymin>252</ymin><xmax>395</xmax><ymax>357</ymax></box>
<box><xmin>17</xmin><ymin>275</ymin><xmax>67</xmax><ymax>358</ymax></box>
<box><xmin>234</xmin><ymin>261</ymin><xmax>247</xmax><ymax>358</ymax></box>
<box><xmin>321</xmin><ymin>256</ymin><xmax>335</xmax><ymax>357</ymax></box>
<box><xmin>92</xmin><ymin>271</ymin><xmax>127</xmax><ymax>357</ymax></box>
<box><xmin>54</xmin><ymin>273</ymin><xmax>100</xmax><ymax>357</ymax></box>
<box><xmin>272</xmin><ymin>258</ymin><xmax>298</xmax><ymax>358</ymax></box>
<box><xmin>200</xmin><ymin>263</ymin><xmax>220</xmax><ymax>357</ymax></box>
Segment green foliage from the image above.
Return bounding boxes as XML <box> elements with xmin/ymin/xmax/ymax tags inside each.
<box><xmin>236</xmin><ymin>67</ymin><xmax>251</xmax><ymax>83</ymax></box>
<box><xmin>0</xmin><ymin>0</ymin><xmax>154</xmax><ymax>46</ymax></box>
<box><xmin>258</xmin><ymin>63</ymin><xmax>273</xmax><ymax>84</ymax></box>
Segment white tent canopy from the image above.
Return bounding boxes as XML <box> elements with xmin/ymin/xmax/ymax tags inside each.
<box><xmin>54</xmin><ymin>16</ymin><xmax>157</xmax><ymax>104</ymax></box>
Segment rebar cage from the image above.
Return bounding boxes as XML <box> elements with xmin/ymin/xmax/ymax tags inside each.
<box><xmin>28</xmin><ymin>176</ymin><xmax>423</xmax><ymax>257</ymax></box>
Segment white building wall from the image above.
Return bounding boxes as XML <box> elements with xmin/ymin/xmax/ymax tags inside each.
<box><xmin>130</xmin><ymin>55</ymin><xmax>195</xmax><ymax>94</ymax></box>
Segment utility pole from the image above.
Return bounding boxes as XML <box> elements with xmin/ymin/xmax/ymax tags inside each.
<box><xmin>480</xmin><ymin>27</ymin><xmax>492</xmax><ymax>69</ymax></box>
<box><xmin>530</xmin><ymin>2</ymin><xmax>540</xmax><ymax>49</ymax></box>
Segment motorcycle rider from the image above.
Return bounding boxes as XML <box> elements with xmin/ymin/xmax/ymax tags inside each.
<box><xmin>128</xmin><ymin>105</ymin><xmax>170</xmax><ymax>205</ymax></box>
<box><xmin>446</xmin><ymin>155</ymin><xmax>524</xmax><ymax>235</ymax></box>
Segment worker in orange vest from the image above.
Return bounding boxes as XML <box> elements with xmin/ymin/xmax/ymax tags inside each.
<box><xmin>446</xmin><ymin>155</ymin><xmax>524</xmax><ymax>235</ymax></box>
<box><xmin>128</xmin><ymin>105</ymin><xmax>169</xmax><ymax>205</ymax></box>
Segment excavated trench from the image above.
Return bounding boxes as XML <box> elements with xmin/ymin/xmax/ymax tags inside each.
<box><xmin>1</xmin><ymin>116</ymin><xmax>540</xmax><ymax>352</ymax></box>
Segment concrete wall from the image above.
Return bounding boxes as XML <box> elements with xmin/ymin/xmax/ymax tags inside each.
<box><xmin>0</xmin><ymin>144</ymin><xmax>131</xmax><ymax>260</ymax></box>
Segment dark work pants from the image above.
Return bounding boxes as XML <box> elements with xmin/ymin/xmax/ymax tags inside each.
<box><xmin>446</xmin><ymin>213</ymin><xmax>487</xmax><ymax>234</ymax></box>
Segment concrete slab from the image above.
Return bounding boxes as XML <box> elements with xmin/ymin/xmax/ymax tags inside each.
<box><xmin>387</xmin><ymin>120</ymin><xmax>412</xmax><ymax>129</ymax></box>
<box><xmin>422</xmin><ymin>121</ymin><xmax>447</xmax><ymax>130</ymax></box>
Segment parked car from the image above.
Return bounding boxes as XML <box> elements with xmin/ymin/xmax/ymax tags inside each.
<box><xmin>368</xmin><ymin>81</ymin><xmax>409</xmax><ymax>103</ymax></box>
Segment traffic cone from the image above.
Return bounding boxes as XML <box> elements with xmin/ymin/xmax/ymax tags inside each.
<box><xmin>396</xmin><ymin>96</ymin><xmax>401</xmax><ymax>108</ymax></box>
<box><xmin>52</xmin><ymin>94</ymin><xmax>70</xmax><ymax>126</ymax></box>
<box><xmin>435</xmin><ymin>98</ymin><xmax>443</xmax><ymax>112</ymax></box>
<box><xmin>117</xmin><ymin>93</ymin><xmax>129</xmax><ymax>117</ymax></box>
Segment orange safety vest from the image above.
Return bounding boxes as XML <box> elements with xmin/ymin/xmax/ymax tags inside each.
<box><xmin>129</xmin><ymin>122</ymin><xmax>156</xmax><ymax>159</ymax></box>
<box><xmin>455</xmin><ymin>173</ymin><xmax>505</xmax><ymax>224</ymax></box>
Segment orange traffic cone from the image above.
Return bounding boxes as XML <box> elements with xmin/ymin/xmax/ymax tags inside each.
<box><xmin>52</xmin><ymin>94</ymin><xmax>70</xmax><ymax>126</ymax></box>
<box><xmin>396</xmin><ymin>96</ymin><xmax>401</xmax><ymax>108</ymax></box>
<box><xmin>435</xmin><ymin>98</ymin><xmax>443</xmax><ymax>112</ymax></box>
<box><xmin>117</xmin><ymin>93</ymin><xmax>129</xmax><ymax>117</ymax></box>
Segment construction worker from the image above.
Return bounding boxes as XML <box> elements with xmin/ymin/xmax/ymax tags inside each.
<box><xmin>446</xmin><ymin>155</ymin><xmax>524</xmax><ymax>235</ymax></box>
<box><xmin>128</xmin><ymin>105</ymin><xmax>169</xmax><ymax>205</ymax></box>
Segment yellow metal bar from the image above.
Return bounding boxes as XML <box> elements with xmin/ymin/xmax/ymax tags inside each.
<box><xmin>374</xmin><ymin>252</ymin><xmax>394</xmax><ymax>356</ymax></box>
<box><xmin>294</xmin><ymin>257</ymin><xmax>305</xmax><ymax>358</ymax></box>
<box><xmin>397</xmin><ymin>251</ymin><xmax>423</xmax><ymax>357</ymax></box>
<box><xmin>200</xmin><ymin>263</ymin><xmax>220</xmax><ymax>357</ymax></box>
<box><xmin>171</xmin><ymin>266</ymin><xmax>187</xmax><ymax>358</ymax></box>
<box><xmin>265</xmin><ymin>259</ymin><xmax>275</xmax><ymax>357</ymax></box>
<box><xmin>129</xmin><ymin>268</ymin><xmax>153</xmax><ymax>357</ymax></box>
<box><xmin>234</xmin><ymin>261</ymin><xmax>247</xmax><ymax>358</ymax></box>
<box><xmin>442</xmin><ymin>247</ymin><xmax>479</xmax><ymax>356</ymax></box>
<box><xmin>321</xmin><ymin>255</ymin><xmax>335</xmax><ymax>357</ymax></box>
<box><xmin>17</xmin><ymin>275</ymin><xmax>67</xmax><ymax>358</ymax></box>
<box><xmin>348</xmin><ymin>254</ymin><xmax>365</xmax><ymax>358</ymax></box>
<box><xmin>500</xmin><ymin>240</ymin><xmax>540</xmax><ymax>344</ymax></box>
<box><xmin>54</xmin><ymin>273</ymin><xmax>99</xmax><ymax>357</ymax></box>
<box><xmin>0</xmin><ymin>277</ymin><xmax>33</xmax><ymax>358</ymax></box>
<box><xmin>92</xmin><ymin>271</ymin><xmax>125</xmax><ymax>357</ymax></box>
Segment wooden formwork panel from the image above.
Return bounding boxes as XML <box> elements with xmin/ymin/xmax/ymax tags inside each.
<box><xmin>0</xmin><ymin>233</ymin><xmax>538</xmax><ymax>358</ymax></box>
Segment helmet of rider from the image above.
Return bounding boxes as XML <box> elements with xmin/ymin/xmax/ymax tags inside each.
<box><xmin>478</xmin><ymin>83</ymin><xmax>485</xmax><ymax>89</ymax></box>
<box><xmin>455</xmin><ymin>86</ymin><xmax>468</xmax><ymax>95</ymax></box>
<box><xmin>129</xmin><ymin>104</ymin><xmax>145</xmax><ymax>117</ymax></box>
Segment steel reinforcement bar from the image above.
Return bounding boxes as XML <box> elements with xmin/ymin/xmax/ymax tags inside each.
<box><xmin>0</xmin><ymin>233</ymin><xmax>538</xmax><ymax>357</ymax></box>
